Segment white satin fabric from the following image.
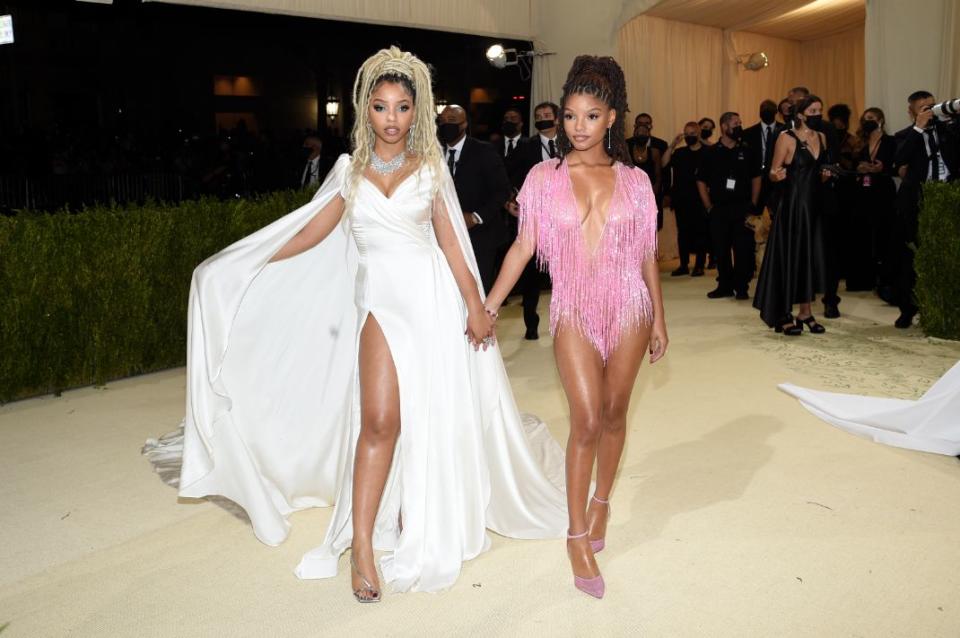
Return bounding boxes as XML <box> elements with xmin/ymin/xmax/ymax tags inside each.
<box><xmin>780</xmin><ymin>360</ymin><xmax>960</xmax><ymax>456</ymax></box>
<box><xmin>170</xmin><ymin>153</ymin><xmax>567</xmax><ymax>593</ymax></box>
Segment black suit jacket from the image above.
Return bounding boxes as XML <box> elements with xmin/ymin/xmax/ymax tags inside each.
<box><xmin>451</xmin><ymin>136</ymin><xmax>511</xmax><ymax>251</ymax></box>
<box><xmin>894</xmin><ymin>121</ymin><xmax>959</xmax><ymax>188</ymax></box>
<box><xmin>743</xmin><ymin>122</ymin><xmax>786</xmax><ymax>171</ymax></box>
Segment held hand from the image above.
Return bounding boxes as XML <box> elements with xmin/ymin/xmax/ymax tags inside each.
<box><xmin>856</xmin><ymin>161</ymin><xmax>873</xmax><ymax>174</ymax></box>
<box><xmin>769</xmin><ymin>167</ymin><xmax>787</xmax><ymax>182</ymax></box>
<box><xmin>463</xmin><ymin>212</ymin><xmax>478</xmax><ymax>230</ymax></box>
<box><xmin>649</xmin><ymin>320</ymin><xmax>669</xmax><ymax>364</ymax></box>
<box><xmin>820</xmin><ymin>168</ymin><xmax>832</xmax><ymax>182</ymax></box>
<box><xmin>465</xmin><ymin>308</ymin><xmax>495</xmax><ymax>351</ymax></box>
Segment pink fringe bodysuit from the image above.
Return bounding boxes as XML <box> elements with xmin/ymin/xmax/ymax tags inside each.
<box><xmin>517</xmin><ymin>158</ymin><xmax>658</xmax><ymax>362</ymax></box>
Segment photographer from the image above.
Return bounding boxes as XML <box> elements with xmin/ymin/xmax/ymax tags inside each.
<box><xmin>891</xmin><ymin>91</ymin><xmax>959</xmax><ymax>328</ymax></box>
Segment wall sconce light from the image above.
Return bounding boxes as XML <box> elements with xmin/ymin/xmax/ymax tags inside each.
<box><xmin>325</xmin><ymin>97</ymin><xmax>340</xmax><ymax>120</ymax></box>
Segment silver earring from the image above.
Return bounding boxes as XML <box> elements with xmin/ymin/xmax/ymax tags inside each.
<box><xmin>606</xmin><ymin>128</ymin><xmax>612</xmax><ymax>150</ymax></box>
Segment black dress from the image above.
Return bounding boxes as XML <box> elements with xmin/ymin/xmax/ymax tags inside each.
<box><xmin>847</xmin><ymin>134</ymin><xmax>897</xmax><ymax>291</ymax></box>
<box><xmin>753</xmin><ymin>130</ymin><xmax>828</xmax><ymax>327</ymax></box>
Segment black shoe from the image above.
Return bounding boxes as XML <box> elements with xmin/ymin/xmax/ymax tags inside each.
<box><xmin>775</xmin><ymin>315</ymin><xmax>801</xmax><ymax>335</ymax></box>
<box><xmin>797</xmin><ymin>315</ymin><xmax>826</xmax><ymax>334</ymax></box>
<box><xmin>524</xmin><ymin>328</ymin><xmax>539</xmax><ymax>340</ymax></box>
<box><xmin>894</xmin><ymin>310</ymin><xmax>916</xmax><ymax>329</ymax></box>
<box><xmin>735</xmin><ymin>290</ymin><xmax>749</xmax><ymax>300</ymax></box>
<box><xmin>823</xmin><ymin>303</ymin><xmax>840</xmax><ymax>319</ymax></box>
<box><xmin>691</xmin><ymin>266</ymin><xmax>705</xmax><ymax>277</ymax></box>
<box><xmin>707</xmin><ymin>288</ymin><xmax>734</xmax><ymax>299</ymax></box>
<box><xmin>671</xmin><ymin>266</ymin><xmax>690</xmax><ymax>277</ymax></box>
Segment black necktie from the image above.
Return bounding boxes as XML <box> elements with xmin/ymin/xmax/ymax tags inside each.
<box><xmin>548</xmin><ymin>139</ymin><xmax>556</xmax><ymax>158</ymax></box>
<box><xmin>447</xmin><ymin>148</ymin><xmax>456</xmax><ymax>177</ymax></box>
<box><xmin>926</xmin><ymin>129</ymin><xmax>941</xmax><ymax>181</ymax></box>
<box><xmin>764</xmin><ymin>126</ymin><xmax>775</xmax><ymax>166</ymax></box>
<box><xmin>507</xmin><ymin>139</ymin><xmax>515</xmax><ymax>156</ymax></box>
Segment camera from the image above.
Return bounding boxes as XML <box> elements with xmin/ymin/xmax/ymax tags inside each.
<box><xmin>932</xmin><ymin>98</ymin><xmax>960</xmax><ymax>120</ymax></box>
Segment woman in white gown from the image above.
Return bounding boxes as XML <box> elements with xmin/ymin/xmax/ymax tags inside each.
<box><xmin>156</xmin><ymin>47</ymin><xmax>568</xmax><ymax>599</ymax></box>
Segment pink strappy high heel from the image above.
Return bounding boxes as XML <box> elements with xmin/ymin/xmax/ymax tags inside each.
<box><xmin>589</xmin><ymin>495</ymin><xmax>610</xmax><ymax>553</ymax></box>
<box><xmin>567</xmin><ymin>530</ymin><xmax>605</xmax><ymax>599</ymax></box>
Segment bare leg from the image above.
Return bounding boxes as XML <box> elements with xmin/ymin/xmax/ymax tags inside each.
<box><xmin>588</xmin><ymin>324</ymin><xmax>651</xmax><ymax>543</ymax></box>
<box><xmin>797</xmin><ymin>302</ymin><xmax>813</xmax><ymax>319</ymax></box>
<box><xmin>554</xmin><ymin>325</ymin><xmax>604</xmax><ymax>580</ymax></box>
<box><xmin>351</xmin><ymin>314</ymin><xmax>400</xmax><ymax>600</ymax></box>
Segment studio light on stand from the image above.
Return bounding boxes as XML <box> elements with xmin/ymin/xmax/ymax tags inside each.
<box><xmin>485</xmin><ymin>43</ymin><xmax>554</xmax><ymax>80</ymax></box>
<box><xmin>736</xmin><ymin>52</ymin><xmax>769</xmax><ymax>71</ymax></box>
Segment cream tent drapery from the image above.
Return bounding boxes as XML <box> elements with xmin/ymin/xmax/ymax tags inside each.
<box><xmin>142</xmin><ymin>0</ymin><xmax>536</xmax><ymax>39</ymax></box>
<box><xmin>619</xmin><ymin>14</ymin><xmax>865</xmax><ymax>143</ymax></box>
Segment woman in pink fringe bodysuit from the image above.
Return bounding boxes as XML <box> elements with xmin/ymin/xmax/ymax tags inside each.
<box><xmin>485</xmin><ymin>55</ymin><xmax>668</xmax><ymax>599</ymax></box>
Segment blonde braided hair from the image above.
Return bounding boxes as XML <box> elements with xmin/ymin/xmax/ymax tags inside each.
<box><xmin>345</xmin><ymin>46</ymin><xmax>443</xmax><ymax>203</ymax></box>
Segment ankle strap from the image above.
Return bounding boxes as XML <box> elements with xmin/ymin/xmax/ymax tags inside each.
<box><xmin>591</xmin><ymin>495</ymin><xmax>609</xmax><ymax>504</ymax></box>
<box><xmin>567</xmin><ymin>529</ymin><xmax>588</xmax><ymax>539</ymax></box>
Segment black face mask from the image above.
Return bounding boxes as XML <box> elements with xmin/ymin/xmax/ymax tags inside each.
<box><xmin>701</xmin><ymin>128</ymin><xmax>713</xmax><ymax>140</ymax></box>
<box><xmin>534</xmin><ymin>120</ymin><xmax>555</xmax><ymax>132</ymax></box>
<box><xmin>439</xmin><ymin>122</ymin><xmax>462</xmax><ymax>144</ymax></box>
<box><xmin>728</xmin><ymin>126</ymin><xmax>743</xmax><ymax>140</ymax></box>
<box><xmin>501</xmin><ymin>121</ymin><xmax>520</xmax><ymax>137</ymax></box>
<box><xmin>804</xmin><ymin>115</ymin><xmax>823</xmax><ymax>131</ymax></box>
<box><xmin>684</xmin><ymin>135</ymin><xmax>699</xmax><ymax>147</ymax></box>
<box><xmin>861</xmin><ymin>119</ymin><xmax>880</xmax><ymax>134</ymax></box>
<box><xmin>760</xmin><ymin>109</ymin><xmax>777</xmax><ymax>125</ymax></box>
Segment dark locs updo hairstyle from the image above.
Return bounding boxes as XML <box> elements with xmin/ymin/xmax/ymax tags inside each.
<box><xmin>555</xmin><ymin>55</ymin><xmax>632</xmax><ymax>167</ymax></box>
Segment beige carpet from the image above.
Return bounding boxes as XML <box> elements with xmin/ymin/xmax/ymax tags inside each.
<box><xmin>2</xmin><ymin>265</ymin><xmax>959</xmax><ymax>638</ymax></box>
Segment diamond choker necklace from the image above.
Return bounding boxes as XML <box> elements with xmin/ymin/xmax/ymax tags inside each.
<box><xmin>371</xmin><ymin>151</ymin><xmax>406</xmax><ymax>175</ymax></box>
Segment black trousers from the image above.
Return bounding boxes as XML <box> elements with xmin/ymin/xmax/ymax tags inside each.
<box><xmin>518</xmin><ymin>259</ymin><xmax>541</xmax><ymax>332</ymax></box>
<box><xmin>710</xmin><ymin>203</ymin><xmax>755</xmax><ymax>293</ymax></box>
<box><xmin>675</xmin><ymin>201</ymin><xmax>708</xmax><ymax>269</ymax></box>
<box><xmin>474</xmin><ymin>245</ymin><xmax>498</xmax><ymax>295</ymax></box>
<box><xmin>894</xmin><ymin>185</ymin><xmax>922</xmax><ymax>314</ymax></box>
<box><xmin>820</xmin><ymin>185</ymin><xmax>843</xmax><ymax>307</ymax></box>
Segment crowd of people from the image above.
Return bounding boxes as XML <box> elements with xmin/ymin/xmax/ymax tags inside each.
<box><xmin>431</xmin><ymin>85</ymin><xmax>958</xmax><ymax>334</ymax></box>
<box><xmin>0</xmin><ymin>121</ymin><xmax>346</xmax><ymax>211</ymax></box>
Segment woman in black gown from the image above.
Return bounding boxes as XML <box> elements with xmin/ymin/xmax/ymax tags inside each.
<box><xmin>754</xmin><ymin>95</ymin><xmax>830</xmax><ymax>335</ymax></box>
<box><xmin>847</xmin><ymin>108</ymin><xmax>897</xmax><ymax>292</ymax></box>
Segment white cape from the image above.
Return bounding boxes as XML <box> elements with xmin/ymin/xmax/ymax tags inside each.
<box><xmin>780</xmin><ymin>360</ymin><xmax>960</xmax><ymax>456</ymax></box>
<box><xmin>145</xmin><ymin>153</ymin><xmax>568</xmax><ymax>592</ymax></box>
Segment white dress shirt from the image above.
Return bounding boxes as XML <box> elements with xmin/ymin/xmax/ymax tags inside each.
<box><xmin>301</xmin><ymin>156</ymin><xmax>321</xmax><ymax>188</ymax></box>
<box><xmin>503</xmin><ymin>134</ymin><xmax>521</xmax><ymax>156</ymax></box>
<box><xmin>538</xmin><ymin>133</ymin><xmax>558</xmax><ymax>162</ymax></box>
<box><xmin>912</xmin><ymin>124</ymin><xmax>952</xmax><ymax>182</ymax></box>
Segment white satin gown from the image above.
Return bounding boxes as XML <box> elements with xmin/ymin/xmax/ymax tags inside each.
<box><xmin>145</xmin><ymin>154</ymin><xmax>568</xmax><ymax>593</ymax></box>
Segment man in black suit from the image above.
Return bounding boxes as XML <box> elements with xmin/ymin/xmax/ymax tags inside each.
<box><xmin>696</xmin><ymin>111</ymin><xmax>762</xmax><ymax>300</ymax></box>
<box><xmin>892</xmin><ymin>90</ymin><xmax>959</xmax><ymax>328</ymax></box>
<box><xmin>496</xmin><ymin>106</ymin><xmax>527</xmax><ymax>167</ymax></box>
<box><xmin>438</xmin><ymin>105</ymin><xmax>512</xmax><ymax>293</ymax></box>
<box><xmin>501</xmin><ymin>101</ymin><xmax>560</xmax><ymax>339</ymax></box>
<box><xmin>743</xmin><ymin>99</ymin><xmax>786</xmax><ymax>213</ymax></box>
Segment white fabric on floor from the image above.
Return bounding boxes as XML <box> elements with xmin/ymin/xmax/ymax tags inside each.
<box><xmin>780</xmin><ymin>360</ymin><xmax>960</xmax><ymax>456</ymax></box>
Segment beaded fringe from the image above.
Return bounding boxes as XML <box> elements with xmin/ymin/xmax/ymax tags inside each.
<box><xmin>518</xmin><ymin>159</ymin><xmax>658</xmax><ymax>362</ymax></box>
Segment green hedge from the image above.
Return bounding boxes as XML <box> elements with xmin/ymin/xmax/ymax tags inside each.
<box><xmin>0</xmin><ymin>190</ymin><xmax>313</xmax><ymax>403</ymax></box>
<box><xmin>916</xmin><ymin>181</ymin><xmax>960</xmax><ymax>340</ymax></box>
